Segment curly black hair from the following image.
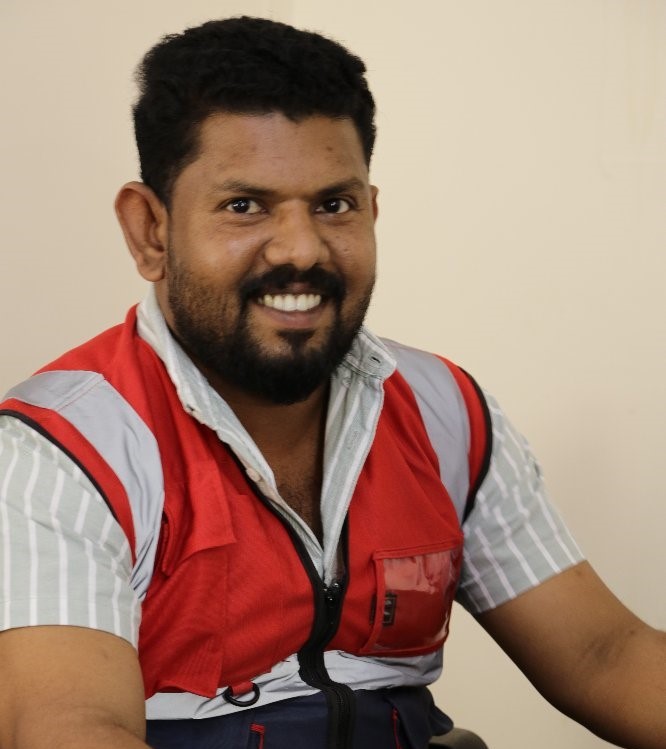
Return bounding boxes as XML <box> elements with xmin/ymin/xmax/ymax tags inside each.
<box><xmin>133</xmin><ymin>16</ymin><xmax>376</xmax><ymax>204</ymax></box>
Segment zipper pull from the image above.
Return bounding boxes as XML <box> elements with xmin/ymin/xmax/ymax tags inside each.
<box><xmin>324</xmin><ymin>580</ymin><xmax>342</xmax><ymax>624</ymax></box>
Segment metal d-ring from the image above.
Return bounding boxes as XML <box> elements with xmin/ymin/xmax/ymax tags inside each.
<box><xmin>222</xmin><ymin>683</ymin><xmax>261</xmax><ymax>707</ymax></box>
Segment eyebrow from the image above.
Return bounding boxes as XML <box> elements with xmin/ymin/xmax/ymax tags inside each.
<box><xmin>210</xmin><ymin>179</ymin><xmax>272</xmax><ymax>198</ymax></box>
<box><xmin>317</xmin><ymin>178</ymin><xmax>367</xmax><ymax>197</ymax></box>
<box><xmin>209</xmin><ymin>177</ymin><xmax>367</xmax><ymax>200</ymax></box>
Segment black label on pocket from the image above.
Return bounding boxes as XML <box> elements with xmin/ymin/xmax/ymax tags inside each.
<box><xmin>382</xmin><ymin>592</ymin><xmax>397</xmax><ymax>626</ymax></box>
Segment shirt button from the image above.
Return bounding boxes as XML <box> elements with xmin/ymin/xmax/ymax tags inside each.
<box><xmin>246</xmin><ymin>467</ymin><xmax>260</xmax><ymax>483</ymax></box>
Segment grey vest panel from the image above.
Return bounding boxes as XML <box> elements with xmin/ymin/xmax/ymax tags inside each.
<box><xmin>6</xmin><ymin>370</ymin><xmax>164</xmax><ymax>601</ymax></box>
<box><xmin>382</xmin><ymin>340</ymin><xmax>470</xmax><ymax>523</ymax></box>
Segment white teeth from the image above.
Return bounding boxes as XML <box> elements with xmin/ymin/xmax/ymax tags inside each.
<box><xmin>260</xmin><ymin>293</ymin><xmax>322</xmax><ymax>312</ymax></box>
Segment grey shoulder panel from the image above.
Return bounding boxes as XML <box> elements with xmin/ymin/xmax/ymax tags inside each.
<box><xmin>382</xmin><ymin>340</ymin><xmax>470</xmax><ymax>523</ymax></box>
<box><xmin>6</xmin><ymin>370</ymin><xmax>164</xmax><ymax>601</ymax></box>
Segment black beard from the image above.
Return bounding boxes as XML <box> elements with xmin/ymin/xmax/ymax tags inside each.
<box><xmin>168</xmin><ymin>264</ymin><xmax>373</xmax><ymax>405</ymax></box>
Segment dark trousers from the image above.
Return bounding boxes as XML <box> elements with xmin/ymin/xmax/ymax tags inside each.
<box><xmin>146</xmin><ymin>687</ymin><xmax>452</xmax><ymax>749</ymax></box>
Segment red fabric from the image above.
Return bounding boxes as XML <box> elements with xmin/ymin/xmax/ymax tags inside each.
<box><xmin>250</xmin><ymin>723</ymin><xmax>265</xmax><ymax>749</ymax></box>
<box><xmin>392</xmin><ymin>707</ymin><xmax>404</xmax><ymax>749</ymax></box>
<box><xmin>229</xmin><ymin>681</ymin><xmax>255</xmax><ymax>696</ymax></box>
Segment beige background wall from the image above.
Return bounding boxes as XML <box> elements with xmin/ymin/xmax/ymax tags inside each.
<box><xmin>1</xmin><ymin>2</ymin><xmax>664</xmax><ymax>747</ymax></box>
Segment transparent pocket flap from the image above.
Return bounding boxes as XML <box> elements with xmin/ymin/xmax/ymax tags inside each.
<box><xmin>363</xmin><ymin>544</ymin><xmax>462</xmax><ymax>655</ymax></box>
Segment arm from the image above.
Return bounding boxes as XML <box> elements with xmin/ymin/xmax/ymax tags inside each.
<box><xmin>477</xmin><ymin>561</ymin><xmax>666</xmax><ymax>749</ymax></box>
<box><xmin>0</xmin><ymin>417</ymin><xmax>147</xmax><ymax>747</ymax></box>
<box><xmin>0</xmin><ymin>625</ymin><xmax>148</xmax><ymax>748</ymax></box>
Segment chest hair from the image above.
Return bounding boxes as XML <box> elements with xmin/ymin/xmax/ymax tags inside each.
<box><xmin>275</xmin><ymin>462</ymin><xmax>323</xmax><ymax>542</ymax></box>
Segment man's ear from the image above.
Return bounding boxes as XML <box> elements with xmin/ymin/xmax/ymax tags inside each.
<box><xmin>115</xmin><ymin>182</ymin><xmax>169</xmax><ymax>282</ymax></box>
<box><xmin>370</xmin><ymin>185</ymin><xmax>379</xmax><ymax>222</ymax></box>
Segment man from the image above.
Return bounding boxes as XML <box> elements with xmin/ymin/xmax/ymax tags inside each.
<box><xmin>0</xmin><ymin>16</ymin><xmax>664</xmax><ymax>749</ymax></box>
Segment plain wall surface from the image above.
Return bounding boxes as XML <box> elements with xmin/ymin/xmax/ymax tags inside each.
<box><xmin>1</xmin><ymin>2</ymin><xmax>665</xmax><ymax>748</ymax></box>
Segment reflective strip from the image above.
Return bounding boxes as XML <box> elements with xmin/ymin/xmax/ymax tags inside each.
<box><xmin>6</xmin><ymin>370</ymin><xmax>164</xmax><ymax>601</ymax></box>
<box><xmin>145</xmin><ymin>649</ymin><xmax>443</xmax><ymax>719</ymax></box>
<box><xmin>382</xmin><ymin>340</ymin><xmax>470</xmax><ymax>522</ymax></box>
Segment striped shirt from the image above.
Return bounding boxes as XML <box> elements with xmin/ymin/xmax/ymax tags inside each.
<box><xmin>0</xmin><ymin>288</ymin><xmax>583</xmax><ymax>715</ymax></box>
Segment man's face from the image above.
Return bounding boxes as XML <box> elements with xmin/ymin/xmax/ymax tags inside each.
<box><xmin>157</xmin><ymin>112</ymin><xmax>378</xmax><ymax>404</ymax></box>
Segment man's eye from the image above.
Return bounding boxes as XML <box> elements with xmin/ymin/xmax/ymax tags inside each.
<box><xmin>224</xmin><ymin>198</ymin><xmax>262</xmax><ymax>214</ymax></box>
<box><xmin>317</xmin><ymin>198</ymin><xmax>352</xmax><ymax>214</ymax></box>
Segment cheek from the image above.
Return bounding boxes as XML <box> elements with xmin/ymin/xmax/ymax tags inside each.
<box><xmin>174</xmin><ymin>251</ymin><xmax>257</xmax><ymax>298</ymax></box>
<box><xmin>171</xmin><ymin>218</ymin><xmax>262</xmax><ymax>279</ymax></box>
<box><xmin>341</xmin><ymin>237</ymin><xmax>376</xmax><ymax>288</ymax></box>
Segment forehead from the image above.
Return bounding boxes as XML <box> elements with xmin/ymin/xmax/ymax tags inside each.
<box><xmin>174</xmin><ymin>112</ymin><xmax>369</xmax><ymax>197</ymax></box>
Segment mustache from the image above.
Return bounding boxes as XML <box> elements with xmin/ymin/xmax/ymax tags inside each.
<box><xmin>240</xmin><ymin>264</ymin><xmax>346</xmax><ymax>302</ymax></box>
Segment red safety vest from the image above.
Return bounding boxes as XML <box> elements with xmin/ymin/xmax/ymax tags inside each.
<box><xmin>0</xmin><ymin>308</ymin><xmax>489</xmax><ymax>700</ymax></box>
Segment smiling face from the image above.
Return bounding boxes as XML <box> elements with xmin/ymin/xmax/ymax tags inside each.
<box><xmin>154</xmin><ymin>112</ymin><xmax>378</xmax><ymax>404</ymax></box>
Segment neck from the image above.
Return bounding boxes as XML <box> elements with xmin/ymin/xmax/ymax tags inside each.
<box><xmin>193</xmin><ymin>359</ymin><xmax>330</xmax><ymax>542</ymax></box>
<box><xmin>201</xmin><ymin>364</ymin><xmax>330</xmax><ymax>459</ymax></box>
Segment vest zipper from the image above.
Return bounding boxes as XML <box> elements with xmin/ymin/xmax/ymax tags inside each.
<box><xmin>242</xmin><ymin>471</ymin><xmax>355</xmax><ymax>749</ymax></box>
<box><xmin>297</xmin><ymin>575</ymin><xmax>355</xmax><ymax>749</ymax></box>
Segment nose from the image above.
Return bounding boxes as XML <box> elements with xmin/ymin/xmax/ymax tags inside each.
<box><xmin>262</xmin><ymin>205</ymin><xmax>330</xmax><ymax>270</ymax></box>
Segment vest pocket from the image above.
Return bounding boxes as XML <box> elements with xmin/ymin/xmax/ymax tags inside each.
<box><xmin>360</xmin><ymin>542</ymin><xmax>462</xmax><ymax>656</ymax></box>
<box><xmin>157</xmin><ymin>486</ymin><xmax>237</xmax><ymax>577</ymax></box>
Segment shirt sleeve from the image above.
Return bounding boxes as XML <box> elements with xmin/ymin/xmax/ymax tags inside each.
<box><xmin>455</xmin><ymin>392</ymin><xmax>584</xmax><ymax>614</ymax></box>
<box><xmin>0</xmin><ymin>415</ymin><xmax>140</xmax><ymax>645</ymax></box>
